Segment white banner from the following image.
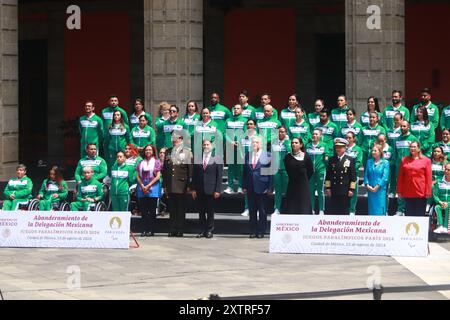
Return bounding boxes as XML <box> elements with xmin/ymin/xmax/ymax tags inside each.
<box><xmin>0</xmin><ymin>211</ymin><xmax>131</xmax><ymax>249</ymax></box>
<box><xmin>270</xmin><ymin>215</ymin><xmax>429</xmax><ymax>257</ymax></box>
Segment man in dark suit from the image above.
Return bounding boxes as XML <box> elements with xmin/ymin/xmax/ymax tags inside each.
<box><xmin>163</xmin><ymin>132</ymin><xmax>193</xmax><ymax>237</ymax></box>
<box><xmin>243</xmin><ymin>135</ymin><xmax>273</xmax><ymax>238</ymax></box>
<box><xmin>192</xmin><ymin>139</ymin><xmax>223</xmax><ymax>238</ymax></box>
<box><xmin>325</xmin><ymin>138</ymin><xmax>357</xmax><ymax>215</ymax></box>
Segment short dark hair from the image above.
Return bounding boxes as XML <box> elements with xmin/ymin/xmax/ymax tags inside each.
<box><xmin>392</xmin><ymin>90</ymin><xmax>402</xmax><ymax>96</ymax></box>
<box><xmin>320</xmin><ymin>108</ymin><xmax>330</xmax><ymax>116</ymax></box>
<box><xmin>134</xmin><ymin>99</ymin><xmax>145</xmax><ymax>111</ymax></box>
<box><xmin>109</xmin><ymin>95</ymin><xmax>118</xmax><ymax>100</ymax></box>
<box><xmin>170</xmin><ymin>105</ymin><xmax>179</xmax><ymax>112</ymax></box>
<box><xmin>239</xmin><ymin>90</ymin><xmax>249</xmax><ymax>97</ymax></box>
<box><xmin>421</xmin><ymin>88</ymin><xmax>432</xmax><ymax>95</ymax></box>
<box><xmin>261</xmin><ymin>93</ymin><xmax>271</xmax><ymax>99</ymax></box>
<box><xmin>347</xmin><ymin>108</ymin><xmax>357</xmax><ymax>116</ymax></box>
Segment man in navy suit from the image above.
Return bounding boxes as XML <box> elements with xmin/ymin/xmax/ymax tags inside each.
<box><xmin>192</xmin><ymin>139</ymin><xmax>223</xmax><ymax>238</ymax></box>
<box><xmin>243</xmin><ymin>135</ymin><xmax>273</xmax><ymax>238</ymax></box>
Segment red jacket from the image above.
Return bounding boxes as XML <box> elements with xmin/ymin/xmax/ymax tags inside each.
<box><xmin>397</xmin><ymin>156</ymin><xmax>432</xmax><ymax>198</ymax></box>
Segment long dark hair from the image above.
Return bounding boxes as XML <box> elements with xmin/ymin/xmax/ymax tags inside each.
<box><xmin>367</xmin><ymin>96</ymin><xmax>380</xmax><ymax>113</ymax></box>
<box><xmin>109</xmin><ymin>110</ymin><xmax>126</xmax><ymax>130</ymax></box>
<box><xmin>416</xmin><ymin>105</ymin><xmax>430</xmax><ymax>126</ymax></box>
<box><xmin>291</xmin><ymin>137</ymin><xmax>305</xmax><ymax>152</ymax></box>
<box><xmin>47</xmin><ymin>165</ymin><xmax>64</xmax><ymax>189</ymax></box>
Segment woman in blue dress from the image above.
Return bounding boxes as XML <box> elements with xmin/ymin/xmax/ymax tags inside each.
<box><xmin>364</xmin><ymin>144</ymin><xmax>390</xmax><ymax>215</ymax></box>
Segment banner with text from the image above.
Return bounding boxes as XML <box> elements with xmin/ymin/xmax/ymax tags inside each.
<box><xmin>0</xmin><ymin>211</ymin><xmax>131</xmax><ymax>249</ymax></box>
<box><xmin>270</xmin><ymin>215</ymin><xmax>429</xmax><ymax>257</ymax></box>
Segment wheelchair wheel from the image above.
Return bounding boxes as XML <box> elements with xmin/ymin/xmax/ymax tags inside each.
<box><xmin>28</xmin><ymin>199</ymin><xmax>40</xmax><ymax>211</ymax></box>
<box><xmin>102</xmin><ymin>183</ymin><xmax>111</xmax><ymax>210</ymax></box>
<box><xmin>95</xmin><ymin>202</ymin><xmax>107</xmax><ymax>212</ymax></box>
<box><xmin>59</xmin><ymin>201</ymin><xmax>71</xmax><ymax>211</ymax></box>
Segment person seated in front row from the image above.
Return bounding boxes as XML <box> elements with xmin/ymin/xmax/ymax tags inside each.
<box><xmin>2</xmin><ymin>164</ymin><xmax>33</xmax><ymax>211</ymax></box>
<box><xmin>37</xmin><ymin>166</ymin><xmax>68</xmax><ymax>211</ymax></box>
<box><xmin>71</xmin><ymin>166</ymin><xmax>104</xmax><ymax>211</ymax></box>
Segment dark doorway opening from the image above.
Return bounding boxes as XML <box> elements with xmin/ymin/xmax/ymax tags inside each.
<box><xmin>315</xmin><ymin>33</ymin><xmax>345</xmax><ymax>107</ymax></box>
<box><xmin>19</xmin><ymin>40</ymin><xmax>48</xmax><ymax>169</ymax></box>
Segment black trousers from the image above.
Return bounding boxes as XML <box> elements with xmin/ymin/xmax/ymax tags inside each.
<box><xmin>198</xmin><ymin>193</ymin><xmax>215</xmax><ymax>234</ymax></box>
<box><xmin>326</xmin><ymin>195</ymin><xmax>350</xmax><ymax>215</ymax></box>
<box><xmin>139</xmin><ymin>197</ymin><xmax>158</xmax><ymax>232</ymax></box>
<box><xmin>248</xmin><ymin>193</ymin><xmax>268</xmax><ymax>235</ymax></box>
<box><xmin>405</xmin><ymin>198</ymin><xmax>427</xmax><ymax>217</ymax></box>
<box><xmin>168</xmin><ymin>193</ymin><xmax>186</xmax><ymax>233</ymax></box>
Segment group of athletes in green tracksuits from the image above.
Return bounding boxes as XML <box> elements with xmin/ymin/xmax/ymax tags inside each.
<box><xmin>3</xmin><ymin>90</ymin><xmax>450</xmax><ymax>233</ymax></box>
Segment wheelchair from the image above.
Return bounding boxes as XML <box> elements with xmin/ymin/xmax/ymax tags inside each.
<box><xmin>428</xmin><ymin>204</ymin><xmax>450</xmax><ymax>241</ymax></box>
<box><xmin>87</xmin><ymin>201</ymin><xmax>108</xmax><ymax>212</ymax></box>
<box><xmin>101</xmin><ymin>182</ymin><xmax>111</xmax><ymax>210</ymax></box>
<box><xmin>21</xmin><ymin>199</ymin><xmax>72</xmax><ymax>211</ymax></box>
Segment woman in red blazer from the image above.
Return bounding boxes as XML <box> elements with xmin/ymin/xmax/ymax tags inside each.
<box><xmin>397</xmin><ymin>141</ymin><xmax>432</xmax><ymax>216</ymax></box>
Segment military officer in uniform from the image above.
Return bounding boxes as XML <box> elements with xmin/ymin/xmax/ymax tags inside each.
<box><xmin>163</xmin><ymin>132</ymin><xmax>193</xmax><ymax>237</ymax></box>
<box><xmin>325</xmin><ymin>138</ymin><xmax>357</xmax><ymax>215</ymax></box>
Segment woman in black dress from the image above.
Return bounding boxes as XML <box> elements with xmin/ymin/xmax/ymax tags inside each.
<box><xmin>283</xmin><ymin>137</ymin><xmax>314</xmax><ymax>214</ymax></box>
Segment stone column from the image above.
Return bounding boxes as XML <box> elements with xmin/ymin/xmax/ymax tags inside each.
<box><xmin>346</xmin><ymin>0</ymin><xmax>405</xmax><ymax>115</ymax></box>
<box><xmin>144</xmin><ymin>0</ymin><xmax>203</xmax><ymax>122</ymax></box>
<box><xmin>0</xmin><ymin>0</ymin><xmax>18</xmax><ymax>180</ymax></box>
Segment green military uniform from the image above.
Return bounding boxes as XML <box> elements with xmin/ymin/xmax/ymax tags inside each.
<box><xmin>232</xmin><ymin>104</ymin><xmax>256</xmax><ymax>120</ymax></box>
<box><xmin>162</xmin><ymin>118</ymin><xmax>187</xmax><ymax>149</ymax></box>
<box><xmin>37</xmin><ymin>179</ymin><xmax>68</xmax><ymax>211</ymax></box>
<box><xmin>361</xmin><ymin>124</ymin><xmax>387</xmax><ymax>166</ymax></box>
<box><xmin>331</xmin><ymin>106</ymin><xmax>349</xmax><ymax>133</ymax></box>
<box><xmin>155</xmin><ymin>116</ymin><xmax>170</xmax><ymax>152</ymax></box>
<box><xmin>314</xmin><ymin>121</ymin><xmax>338</xmax><ymax>154</ymax></box>
<box><xmin>360</xmin><ymin>111</ymin><xmax>386</xmax><ymax>129</ymax></box>
<box><xmin>131</xmin><ymin>125</ymin><xmax>156</xmax><ymax>149</ymax></box>
<box><xmin>79</xmin><ymin>114</ymin><xmax>104</xmax><ymax>157</ymax></box>
<box><xmin>286</xmin><ymin>119</ymin><xmax>311</xmax><ymax>145</ymax></box>
<box><xmin>308</xmin><ymin>112</ymin><xmax>321</xmax><ymax>127</ymax></box>
<box><xmin>225</xmin><ymin>115</ymin><xmax>247</xmax><ymax>191</ymax></box>
<box><xmin>394</xmin><ymin>133</ymin><xmax>419</xmax><ymax>213</ymax></box>
<box><xmin>272</xmin><ymin>137</ymin><xmax>291</xmax><ymax>212</ymax></box>
<box><xmin>109</xmin><ymin>162</ymin><xmax>135</xmax><ymax>212</ymax></box>
<box><xmin>74</xmin><ymin>155</ymin><xmax>108</xmax><ymax>184</ymax></box>
<box><xmin>383</xmin><ymin>105</ymin><xmax>410</xmax><ymax>130</ymax></box>
<box><xmin>345</xmin><ymin>144</ymin><xmax>363</xmax><ymax>214</ymax></box>
<box><xmin>440</xmin><ymin>105</ymin><xmax>450</xmax><ymax>130</ymax></box>
<box><xmin>106</xmin><ymin>123</ymin><xmax>132</xmax><ymax>171</ymax></box>
<box><xmin>410</xmin><ymin>121</ymin><xmax>435</xmax><ymax>158</ymax></box>
<box><xmin>2</xmin><ymin>176</ymin><xmax>33</xmax><ymax>211</ymax></box>
<box><xmin>129</xmin><ymin>112</ymin><xmax>152</xmax><ymax>130</ymax></box>
<box><xmin>257</xmin><ymin>117</ymin><xmax>281</xmax><ymax>146</ymax></box>
<box><xmin>411</xmin><ymin>102</ymin><xmax>439</xmax><ymax>129</ymax></box>
<box><xmin>70</xmin><ymin>178</ymin><xmax>104</xmax><ymax>211</ymax></box>
<box><xmin>432</xmin><ymin>177</ymin><xmax>450</xmax><ymax>230</ymax></box>
<box><xmin>340</xmin><ymin>121</ymin><xmax>363</xmax><ymax>143</ymax></box>
<box><xmin>254</xmin><ymin>106</ymin><xmax>278</xmax><ymax>122</ymax></box>
<box><xmin>101</xmin><ymin>106</ymin><xmax>129</xmax><ymax>159</ymax></box>
<box><xmin>306</xmin><ymin>141</ymin><xmax>331</xmax><ymax>213</ymax></box>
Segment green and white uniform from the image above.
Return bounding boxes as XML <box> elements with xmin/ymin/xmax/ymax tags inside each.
<box><xmin>37</xmin><ymin>179</ymin><xmax>68</xmax><ymax>211</ymax></box>
<box><xmin>2</xmin><ymin>176</ymin><xmax>33</xmax><ymax>211</ymax></box>
<box><xmin>280</xmin><ymin>107</ymin><xmax>306</xmax><ymax>129</ymax></box>
<box><xmin>225</xmin><ymin>115</ymin><xmax>247</xmax><ymax>190</ymax></box>
<box><xmin>106</xmin><ymin>123</ymin><xmax>132</xmax><ymax>171</ymax></box>
<box><xmin>208</xmin><ymin>103</ymin><xmax>232</xmax><ymax>136</ymax></box>
<box><xmin>345</xmin><ymin>144</ymin><xmax>363</xmax><ymax>214</ymax></box>
<box><xmin>70</xmin><ymin>178</ymin><xmax>104</xmax><ymax>211</ymax></box>
<box><xmin>109</xmin><ymin>162</ymin><xmax>135</xmax><ymax>212</ymax></box>
<box><xmin>286</xmin><ymin>119</ymin><xmax>311</xmax><ymax>145</ymax></box>
<box><xmin>360</xmin><ymin>111</ymin><xmax>386</xmax><ymax>129</ymax></box>
<box><xmin>131</xmin><ymin>125</ymin><xmax>156</xmax><ymax>149</ymax></box>
<box><xmin>257</xmin><ymin>117</ymin><xmax>281</xmax><ymax>146</ymax></box>
<box><xmin>433</xmin><ymin>141</ymin><xmax>450</xmax><ymax>158</ymax></box>
<box><xmin>182</xmin><ymin>113</ymin><xmax>201</xmax><ymax>144</ymax></box>
<box><xmin>254</xmin><ymin>106</ymin><xmax>278</xmax><ymax>122</ymax></box>
<box><xmin>383</xmin><ymin>105</ymin><xmax>410</xmax><ymax>130</ymax></box>
<box><xmin>306</xmin><ymin>141</ymin><xmax>330</xmax><ymax>213</ymax></box>
<box><xmin>162</xmin><ymin>118</ymin><xmax>187</xmax><ymax>149</ymax></box>
<box><xmin>411</xmin><ymin>102</ymin><xmax>439</xmax><ymax>129</ymax></box>
<box><xmin>361</xmin><ymin>124</ymin><xmax>387</xmax><ymax>166</ymax></box>
<box><xmin>331</xmin><ymin>106</ymin><xmax>349</xmax><ymax>134</ymax></box>
<box><xmin>432</xmin><ymin>177</ymin><xmax>450</xmax><ymax>229</ymax></box>
<box><xmin>155</xmin><ymin>116</ymin><xmax>170</xmax><ymax>152</ymax></box>
<box><xmin>125</xmin><ymin>156</ymin><xmax>143</xmax><ymax>184</ymax></box>
<box><xmin>74</xmin><ymin>155</ymin><xmax>108</xmax><ymax>184</ymax></box>
<box><xmin>308</xmin><ymin>112</ymin><xmax>321</xmax><ymax>127</ymax></box>
<box><xmin>314</xmin><ymin>121</ymin><xmax>338</xmax><ymax>154</ymax></box>
<box><xmin>129</xmin><ymin>112</ymin><xmax>152</xmax><ymax>129</ymax></box>
<box><xmin>79</xmin><ymin>114</ymin><xmax>104</xmax><ymax>157</ymax></box>
<box><xmin>194</xmin><ymin>119</ymin><xmax>219</xmax><ymax>152</ymax></box>
<box><xmin>394</xmin><ymin>133</ymin><xmax>419</xmax><ymax>213</ymax></box>
<box><xmin>272</xmin><ymin>137</ymin><xmax>291</xmax><ymax>211</ymax></box>
<box><xmin>387</xmin><ymin>127</ymin><xmax>402</xmax><ymax>150</ymax></box>
<box><xmin>410</xmin><ymin>121</ymin><xmax>435</xmax><ymax>158</ymax></box>
<box><xmin>232</xmin><ymin>104</ymin><xmax>256</xmax><ymax>121</ymax></box>
<box><xmin>101</xmin><ymin>106</ymin><xmax>129</xmax><ymax>159</ymax></box>
<box><xmin>440</xmin><ymin>105</ymin><xmax>450</xmax><ymax>130</ymax></box>
<box><xmin>340</xmin><ymin>121</ymin><xmax>363</xmax><ymax>143</ymax></box>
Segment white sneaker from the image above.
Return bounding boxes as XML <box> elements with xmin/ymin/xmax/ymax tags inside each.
<box><xmin>273</xmin><ymin>209</ymin><xmax>280</xmax><ymax>215</ymax></box>
<box><xmin>319</xmin><ymin>211</ymin><xmax>324</xmax><ymax>216</ymax></box>
<box><xmin>395</xmin><ymin>211</ymin><xmax>404</xmax><ymax>216</ymax></box>
<box><xmin>237</xmin><ymin>187</ymin><xmax>243</xmax><ymax>194</ymax></box>
<box><xmin>349</xmin><ymin>212</ymin><xmax>356</xmax><ymax>216</ymax></box>
<box><xmin>312</xmin><ymin>210</ymin><xmax>316</xmax><ymax>215</ymax></box>
<box><xmin>241</xmin><ymin>209</ymin><xmax>249</xmax><ymax>217</ymax></box>
<box><xmin>224</xmin><ymin>187</ymin><xmax>234</xmax><ymax>194</ymax></box>
<box><xmin>443</xmin><ymin>227</ymin><xmax>449</xmax><ymax>234</ymax></box>
<box><xmin>434</xmin><ymin>226</ymin><xmax>445</xmax><ymax>234</ymax></box>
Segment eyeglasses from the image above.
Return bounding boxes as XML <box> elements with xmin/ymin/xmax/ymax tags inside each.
<box><xmin>169</xmin><ymin>110</ymin><xmax>177</xmax><ymax>113</ymax></box>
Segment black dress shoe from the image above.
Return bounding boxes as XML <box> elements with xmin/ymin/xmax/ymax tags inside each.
<box><xmin>205</xmin><ymin>232</ymin><xmax>213</xmax><ymax>239</ymax></box>
<box><xmin>168</xmin><ymin>232</ymin><xmax>176</xmax><ymax>237</ymax></box>
<box><xmin>176</xmin><ymin>232</ymin><xmax>184</xmax><ymax>237</ymax></box>
<box><xmin>141</xmin><ymin>232</ymin><xmax>148</xmax><ymax>237</ymax></box>
<box><xmin>196</xmin><ymin>233</ymin><xmax>205</xmax><ymax>238</ymax></box>
<box><xmin>148</xmin><ymin>232</ymin><xmax>155</xmax><ymax>237</ymax></box>
<box><xmin>249</xmin><ymin>234</ymin><xmax>256</xmax><ymax>239</ymax></box>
